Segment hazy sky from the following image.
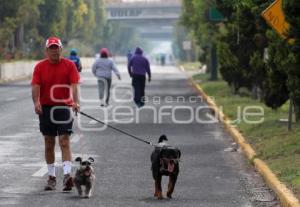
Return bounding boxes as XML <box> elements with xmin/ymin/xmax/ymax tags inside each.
<box><xmin>122</xmin><ymin>0</ymin><xmax>160</xmax><ymax>2</ymax></box>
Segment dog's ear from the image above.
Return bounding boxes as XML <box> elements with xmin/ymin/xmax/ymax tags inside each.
<box><xmin>75</xmin><ymin>157</ymin><xmax>82</xmax><ymax>163</ymax></box>
<box><xmin>177</xmin><ymin>149</ymin><xmax>181</xmax><ymax>159</ymax></box>
<box><xmin>88</xmin><ymin>157</ymin><xmax>94</xmax><ymax>163</ymax></box>
<box><xmin>158</xmin><ymin>134</ymin><xmax>168</xmax><ymax>143</ymax></box>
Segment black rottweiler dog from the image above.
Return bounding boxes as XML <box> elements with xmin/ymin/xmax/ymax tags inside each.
<box><xmin>151</xmin><ymin>135</ymin><xmax>181</xmax><ymax>199</ymax></box>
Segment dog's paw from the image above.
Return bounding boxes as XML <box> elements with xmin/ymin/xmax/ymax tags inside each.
<box><xmin>84</xmin><ymin>191</ymin><xmax>92</xmax><ymax>198</ymax></box>
<box><xmin>156</xmin><ymin>192</ymin><xmax>164</xmax><ymax>200</ymax></box>
<box><xmin>84</xmin><ymin>194</ymin><xmax>92</xmax><ymax>199</ymax></box>
<box><xmin>157</xmin><ymin>195</ymin><xmax>164</xmax><ymax>200</ymax></box>
<box><xmin>166</xmin><ymin>193</ymin><xmax>172</xmax><ymax>199</ymax></box>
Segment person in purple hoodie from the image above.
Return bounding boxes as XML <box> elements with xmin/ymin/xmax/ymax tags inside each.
<box><xmin>128</xmin><ymin>47</ymin><xmax>151</xmax><ymax>107</ymax></box>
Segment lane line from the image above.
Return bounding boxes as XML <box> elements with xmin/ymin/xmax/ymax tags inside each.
<box><xmin>32</xmin><ymin>166</ymin><xmax>47</xmax><ymax>177</ymax></box>
<box><xmin>32</xmin><ymin>153</ymin><xmax>99</xmax><ymax>177</ymax></box>
<box><xmin>5</xmin><ymin>97</ymin><xmax>17</xmax><ymax>102</ymax></box>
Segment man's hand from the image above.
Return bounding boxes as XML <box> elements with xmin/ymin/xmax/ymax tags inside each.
<box><xmin>72</xmin><ymin>102</ymin><xmax>80</xmax><ymax>114</ymax></box>
<box><xmin>117</xmin><ymin>74</ymin><xmax>121</xmax><ymax>80</ymax></box>
<box><xmin>34</xmin><ymin>102</ymin><xmax>42</xmax><ymax>115</ymax></box>
<box><xmin>148</xmin><ymin>76</ymin><xmax>151</xmax><ymax>82</ymax></box>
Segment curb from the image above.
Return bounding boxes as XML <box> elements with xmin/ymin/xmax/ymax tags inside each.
<box><xmin>182</xmin><ymin>66</ymin><xmax>300</xmax><ymax>207</ymax></box>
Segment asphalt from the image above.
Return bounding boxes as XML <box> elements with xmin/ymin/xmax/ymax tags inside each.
<box><xmin>0</xmin><ymin>64</ymin><xmax>280</xmax><ymax>207</ymax></box>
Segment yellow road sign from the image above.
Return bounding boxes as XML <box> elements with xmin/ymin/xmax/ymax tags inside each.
<box><xmin>261</xmin><ymin>0</ymin><xmax>289</xmax><ymax>39</ymax></box>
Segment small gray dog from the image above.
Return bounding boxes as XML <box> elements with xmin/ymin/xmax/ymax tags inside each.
<box><xmin>74</xmin><ymin>157</ymin><xmax>95</xmax><ymax>198</ymax></box>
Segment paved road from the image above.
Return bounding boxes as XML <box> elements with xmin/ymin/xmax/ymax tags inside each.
<box><xmin>0</xmin><ymin>64</ymin><xmax>280</xmax><ymax>207</ymax></box>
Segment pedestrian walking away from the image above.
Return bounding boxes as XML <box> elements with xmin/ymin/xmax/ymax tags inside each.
<box><xmin>31</xmin><ymin>37</ymin><xmax>80</xmax><ymax>192</ymax></box>
<box><xmin>92</xmin><ymin>48</ymin><xmax>121</xmax><ymax>107</ymax></box>
<box><xmin>128</xmin><ymin>47</ymin><xmax>151</xmax><ymax>107</ymax></box>
<box><xmin>126</xmin><ymin>49</ymin><xmax>133</xmax><ymax>63</ymax></box>
<box><xmin>68</xmin><ymin>48</ymin><xmax>82</xmax><ymax>72</ymax></box>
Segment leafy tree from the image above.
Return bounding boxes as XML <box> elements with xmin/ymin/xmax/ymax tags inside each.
<box><xmin>172</xmin><ymin>24</ymin><xmax>197</xmax><ymax>62</ymax></box>
<box><xmin>284</xmin><ymin>0</ymin><xmax>300</xmax><ymax>120</ymax></box>
<box><xmin>217</xmin><ymin>41</ymin><xmax>240</xmax><ymax>93</ymax></box>
<box><xmin>216</xmin><ymin>0</ymin><xmax>256</xmax><ymax>92</ymax></box>
<box><xmin>262</xmin><ymin>31</ymin><xmax>290</xmax><ymax>109</ymax></box>
<box><xmin>181</xmin><ymin>0</ymin><xmax>215</xmax><ymax>66</ymax></box>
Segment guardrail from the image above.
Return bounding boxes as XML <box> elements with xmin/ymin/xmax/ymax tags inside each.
<box><xmin>0</xmin><ymin>57</ymin><xmax>127</xmax><ymax>83</ymax></box>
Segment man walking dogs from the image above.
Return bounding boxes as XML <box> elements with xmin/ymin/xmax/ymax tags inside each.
<box><xmin>128</xmin><ymin>47</ymin><xmax>151</xmax><ymax>107</ymax></box>
<box><xmin>31</xmin><ymin>37</ymin><xmax>80</xmax><ymax>191</ymax></box>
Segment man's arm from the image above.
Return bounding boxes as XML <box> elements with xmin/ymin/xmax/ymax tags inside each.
<box><xmin>127</xmin><ymin>59</ymin><xmax>132</xmax><ymax>77</ymax></box>
<box><xmin>32</xmin><ymin>84</ymin><xmax>42</xmax><ymax>114</ymax></box>
<box><xmin>92</xmin><ymin>61</ymin><xmax>97</xmax><ymax>76</ymax></box>
<box><xmin>146</xmin><ymin>60</ymin><xmax>151</xmax><ymax>82</ymax></box>
<box><xmin>71</xmin><ymin>84</ymin><xmax>80</xmax><ymax>112</ymax></box>
<box><xmin>78</xmin><ymin>59</ymin><xmax>82</xmax><ymax>72</ymax></box>
<box><xmin>111</xmin><ymin>62</ymin><xmax>121</xmax><ymax>80</ymax></box>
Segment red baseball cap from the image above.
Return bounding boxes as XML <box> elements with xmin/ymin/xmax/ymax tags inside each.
<box><xmin>45</xmin><ymin>37</ymin><xmax>62</xmax><ymax>48</ymax></box>
<box><xmin>100</xmin><ymin>48</ymin><xmax>109</xmax><ymax>56</ymax></box>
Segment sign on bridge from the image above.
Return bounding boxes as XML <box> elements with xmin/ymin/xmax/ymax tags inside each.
<box><xmin>110</xmin><ymin>8</ymin><xmax>142</xmax><ymax>18</ymax></box>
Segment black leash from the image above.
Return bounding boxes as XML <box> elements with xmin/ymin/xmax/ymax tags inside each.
<box><xmin>79</xmin><ymin>111</ymin><xmax>153</xmax><ymax>146</ymax></box>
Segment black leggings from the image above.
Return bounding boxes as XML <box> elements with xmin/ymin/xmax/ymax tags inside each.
<box><xmin>132</xmin><ymin>74</ymin><xmax>146</xmax><ymax>106</ymax></box>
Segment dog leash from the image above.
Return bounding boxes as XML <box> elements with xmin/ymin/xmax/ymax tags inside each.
<box><xmin>79</xmin><ymin>111</ymin><xmax>154</xmax><ymax>146</ymax></box>
<box><xmin>74</xmin><ymin>113</ymin><xmax>86</xmax><ymax>159</ymax></box>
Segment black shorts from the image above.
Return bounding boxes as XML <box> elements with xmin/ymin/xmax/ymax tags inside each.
<box><xmin>39</xmin><ymin>106</ymin><xmax>73</xmax><ymax>136</ymax></box>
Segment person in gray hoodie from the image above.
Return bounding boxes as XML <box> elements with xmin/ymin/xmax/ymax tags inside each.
<box><xmin>128</xmin><ymin>47</ymin><xmax>151</xmax><ymax>107</ymax></box>
<box><xmin>92</xmin><ymin>48</ymin><xmax>121</xmax><ymax>106</ymax></box>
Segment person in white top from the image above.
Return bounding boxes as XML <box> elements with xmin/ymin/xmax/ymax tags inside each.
<box><xmin>92</xmin><ymin>48</ymin><xmax>121</xmax><ymax>106</ymax></box>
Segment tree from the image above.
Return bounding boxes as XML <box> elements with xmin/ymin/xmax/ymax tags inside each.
<box><xmin>181</xmin><ymin>0</ymin><xmax>215</xmax><ymax>66</ymax></box>
<box><xmin>284</xmin><ymin>0</ymin><xmax>300</xmax><ymax>120</ymax></box>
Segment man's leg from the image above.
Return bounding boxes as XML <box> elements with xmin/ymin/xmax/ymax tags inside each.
<box><xmin>59</xmin><ymin>134</ymin><xmax>72</xmax><ymax>163</ymax></box>
<box><xmin>44</xmin><ymin>136</ymin><xmax>56</xmax><ymax>190</ymax></box>
<box><xmin>97</xmin><ymin>79</ymin><xmax>105</xmax><ymax>106</ymax></box>
<box><xmin>132</xmin><ymin>76</ymin><xmax>141</xmax><ymax>106</ymax></box>
<box><xmin>45</xmin><ymin>135</ymin><xmax>56</xmax><ymax>165</ymax></box>
<box><xmin>105</xmin><ymin>78</ymin><xmax>112</xmax><ymax>105</ymax></box>
<box><xmin>59</xmin><ymin>134</ymin><xmax>73</xmax><ymax>191</ymax></box>
<box><xmin>140</xmin><ymin>76</ymin><xmax>146</xmax><ymax>106</ymax></box>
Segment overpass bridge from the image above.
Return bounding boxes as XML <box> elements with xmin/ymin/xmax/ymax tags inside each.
<box><xmin>105</xmin><ymin>0</ymin><xmax>182</xmax><ymax>40</ymax></box>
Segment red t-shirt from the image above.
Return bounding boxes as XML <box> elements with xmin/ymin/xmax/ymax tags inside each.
<box><xmin>31</xmin><ymin>58</ymin><xmax>80</xmax><ymax>106</ymax></box>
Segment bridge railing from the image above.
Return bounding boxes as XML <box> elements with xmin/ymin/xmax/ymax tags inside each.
<box><xmin>107</xmin><ymin>0</ymin><xmax>181</xmax><ymax>7</ymax></box>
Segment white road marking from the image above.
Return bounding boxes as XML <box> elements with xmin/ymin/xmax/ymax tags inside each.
<box><xmin>5</xmin><ymin>97</ymin><xmax>17</xmax><ymax>102</ymax></box>
<box><xmin>0</xmin><ymin>135</ymin><xmax>24</xmax><ymax>138</ymax></box>
<box><xmin>32</xmin><ymin>165</ymin><xmax>48</xmax><ymax>177</ymax></box>
<box><xmin>32</xmin><ymin>153</ymin><xmax>99</xmax><ymax>177</ymax></box>
<box><xmin>0</xmin><ymin>132</ymin><xmax>34</xmax><ymax>139</ymax></box>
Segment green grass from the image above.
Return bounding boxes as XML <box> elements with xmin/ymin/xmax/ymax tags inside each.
<box><xmin>192</xmin><ymin>70</ymin><xmax>300</xmax><ymax>198</ymax></box>
<box><xmin>180</xmin><ymin>62</ymin><xmax>201</xmax><ymax>71</ymax></box>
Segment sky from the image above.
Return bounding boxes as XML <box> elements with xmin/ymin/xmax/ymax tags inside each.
<box><xmin>122</xmin><ymin>0</ymin><xmax>160</xmax><ymax>2</ymax></box>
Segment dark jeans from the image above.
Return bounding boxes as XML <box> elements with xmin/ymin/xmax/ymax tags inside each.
<box><xmin>97</xmin><ymin>78</ymin><xmax>112</xmax><ymax>104</ymax></box>
<box><xmin>132</xmin><ymin>74</ymin><xmax>146</xmax><ymax>107</ymax></box>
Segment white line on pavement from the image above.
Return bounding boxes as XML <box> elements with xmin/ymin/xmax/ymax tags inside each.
<box><xmin>32</xmin><ymin>165</ymin><xmax>48</xmax><ymax>177</ymax></box>
<box><xmin>5</xmin><ymin>97</ymin><xmax>17</xmax><ymax>102</ymax></box>
<box><xmin>31</xmin><ymin>153</ymin><xmax>99</xmax><ymax>177</ymax></box>
<box><xmin>0</xmin><ymin>135</ymin><xmax>24</xmax><ymax>138</ymax></box>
